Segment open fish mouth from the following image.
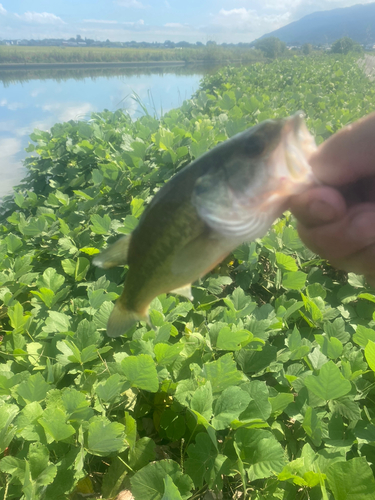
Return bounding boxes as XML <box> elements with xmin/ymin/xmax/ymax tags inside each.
<box><xmin>283</xmin><ymin>111</ymin><xmax>318</xmax><ymax>183</ymax></box>
<box><xmin>259</xmin><ymin>112</ymin><xmax>318</xmax><ymax>210</ymax></box>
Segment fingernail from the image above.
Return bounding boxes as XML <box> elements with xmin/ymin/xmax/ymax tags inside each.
<box><xmin>349</xmin><ymin>212</ymin><xmax>375</xmax><ymax>243</ymax></box>
<box><xmin>309</xmin><ymin>199</ymin><xmax>337</xmax><ymax>222</ymax></box>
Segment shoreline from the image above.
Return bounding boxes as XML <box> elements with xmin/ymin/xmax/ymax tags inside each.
<box><xmin>0</xmin><ymin>60</ymin><xmax>226</xmax><ymax>70</ymax></box>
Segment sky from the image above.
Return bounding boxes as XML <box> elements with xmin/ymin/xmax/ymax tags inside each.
<box><xmin>0</xmin><ymin>1</ymin><xmax>375</xmax><ymax>43</ymax></box>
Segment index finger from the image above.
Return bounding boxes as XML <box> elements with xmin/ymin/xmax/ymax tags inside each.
<box><xmin>310</xmin><ymin>111</ymin><xmax>375</xmax><ymax>185</ymax></box>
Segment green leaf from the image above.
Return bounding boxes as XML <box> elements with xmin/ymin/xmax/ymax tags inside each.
<box><xmin>43</xmin><ymin>310</ymin><xmax>71</xmax><ymax>333</ymax></box>
<box><xmin>96</xmin><ymin>374</ymin><xmax>126</xmax><ymax>403</ymax></box>
<box><xmin>304</xmin><ymin>361</ymin><xmax>351</xmax><ymax>401</ymax></box>
<box><xmin>234</xmin><ymin>428</ymin><xmax>286</xmax><ymax>481</ymax></box>
<box><xmin>282</xmin><ymin>271</ymin><xmax>307</xmax><ymax>290</ymax></box>
<box><xmin>353</xmin><ymin>325</ymin><xmax>375</xmax><ymax>347</ymax></box>
<box><xmin>190</xmin><ymin>383</ymin><xmax>213</xmax><ymax>421</ymax></box>
<box><xmin>28</xmin><ymin>442</ymin><xmax>49</xmax><ymax>480</ymax></box>
<box><xmin>161</xmin><ymin>475</ymin><xmax>183</xmax><ymax>500</ymax></box>
<box><xmin>87</xmin><ymin>416</ymin><xmax>125</xmax><ymax>456</ymax></box>
<box><xmin>185</xmin><ymin>433</ymin><xmax>227</xmax><ymax>490</ymax></box>
<box><xmin>302</xmin><ymin>406</ymin><xmax>322</xmax><ymax>446</ymax></box>
<box><xmin>90</xmin><ymin>214</ymin><xmax>112</xmax><ymax>234</ymax></box>
<box><xmin>203</xmin><ymin>353</ymin><xmax>243</xmax><ymax>394</ymax></box>
<box><xmin>0</xmin><ymin>404</ymin><xmax>18</xmax><ymax>453</ymax></box>
<box><xmin>216</xmin><ymin>328</ymin><xmax>252</xmax><ymax>351</ymax></box>
<box><xmin>121</xmin><ymin>354</ymin><xmax>159</xmax><ymax>392</ymax></box>
<box><xmin>269</xmin><ymin>393</ymin><xmax>294</xmax><ymax>414</ymax></box>
<box><xmin>38</xmin><ymin>407</ymin><xmax>75</xmax><ymax>442</ymax></box>
<box><xmin>239</xmin><ymin>381</ymin><xmax>272</xmax><ymax>421</ymax></box>
<box><xmin>276</xmin><ymin>252</ymin><xmax>298</xmax><ymax>272</ymax></box>
<box><xmin>365</xmin><ymin>340</ymin><xmax>375</xmax><ymax>372</ymax></box>
<box><xmin>38</xmin><ymin>267</ymin><xmax>65</xmax><ymax>292</ymax></box>
<box><xmin>326</xmin><ymin>457</ymin><xmax>375</xmax><ymax>500</ymax></box>
<box><xmin>212</xmin><ymin>386</ymin><xmax>250</xmax><ymax>430</ymax></box>
<box><xmin>131</xmin><ymin>459</ymin><xmax>193</xmax><ymax>500</ymax></box>
<box><xmin>154</xmin><ymin>343</ymin><xmax>184</xmax><ymax>367</ymax></box>
<box><xmin>129</xmin><ymin>437</ymin><xmax>156</xmax><ymax>470</ymax></box>
<box><xmin>17</xmin><ymin>373</ymin><xmax>50</xmax><ymax>404</ymax></box>
<box><xmin>5</xmin><ymin>233</ymin><xmax>23</xmax><ymax>253</ymax></box>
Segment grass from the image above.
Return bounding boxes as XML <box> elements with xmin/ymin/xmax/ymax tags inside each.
<box><xmin>0</xmin><ymin>45</ymin><xmax>264</xmax><ymax>65</ymax></box>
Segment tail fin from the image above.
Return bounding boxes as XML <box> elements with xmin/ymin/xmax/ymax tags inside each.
<box><xmin>107</xmin><ymin>301</ymin><xmax>148</xmax><ymax>338</ymax></box>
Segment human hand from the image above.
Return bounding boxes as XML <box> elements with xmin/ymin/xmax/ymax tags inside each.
<box><xmin>289</xmin><ymin>112</ymin><xmax>375</xmax><ymax>284</ymax></box>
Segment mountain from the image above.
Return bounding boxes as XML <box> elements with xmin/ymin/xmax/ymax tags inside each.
<box><xmin>255</xmin><ymin>3</ymin><xmax>375</xmax><ymax>46</ymax></box>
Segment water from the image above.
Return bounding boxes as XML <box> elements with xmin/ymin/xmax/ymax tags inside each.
<box><xmin>0</xmin><ymin>64</ymin><xmax>221</xmax><ymax>198</ymax></box>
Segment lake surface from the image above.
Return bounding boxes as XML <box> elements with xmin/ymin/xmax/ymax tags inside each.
<box><xmin>0</xmin><ymin>64</ymin><xmax>221</xmax><ymax>198</ymax></box>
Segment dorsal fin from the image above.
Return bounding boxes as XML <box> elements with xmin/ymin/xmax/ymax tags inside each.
<box><xmin>93</xmin><ymin>235</ymin><xmax>131</xmax><ymax>269</ymax></box>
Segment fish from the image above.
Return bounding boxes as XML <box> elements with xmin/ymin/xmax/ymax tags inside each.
<box><xmin>93</xmin><ymin>111</ymin><xmax>317</xmax><ymax>337</ymax></box>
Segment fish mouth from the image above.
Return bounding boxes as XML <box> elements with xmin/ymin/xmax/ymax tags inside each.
<box><xmin>260</xmin><ymin>112</ymin><xmax>318</xmax><ymax>211</ymax></box>
<box><xmin>282</xmin><ymin>111</ymin><xmax>317</xmax><ymax>183</ymax></box>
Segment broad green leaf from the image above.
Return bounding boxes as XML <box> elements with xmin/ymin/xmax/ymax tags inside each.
<box><xmin>38</xmin><ymin>407</ymin><xmax>75</xmax><ymax>443</ymax></box>
<box><xmin>17</xmin><ymin>373</ymin><xmax>50</xmax><ymax>404</ymax></box>
<box><xmin>304</xmin><ymin>361</ymin><xmax>351</xmax><ymax>401</ymax></box>
<box><xmin>96</xmin><ymin>374</ymin><xmax>126</xmax><ymax>403</ymax></box>
<box><xmin>282</xmin><ymin>271</ymin><xmax>307</xmax><ymax>290</ymax></box>
<box><xmin>239</xmin><ymin>381</ymin><xmax>272</xmax><ymax>421</ymax></box>
<box><xmin>203</xmin><ymin>353</ymin><xmax>243</xmax><ymax>394</ymax></box>
<box><xmin>121</xmin><ymin>354</ymin><xmax>159</xmax><ymax>392</ymax></box>
<box><xmin>190</xmin><ymin>383</ymin><xmax>213</xmax><ymax>421</ymax></box>
<box><xmin>269</xmin><ymin>393</ymin><xmax>294</xmax><ymax>414</ymax></box>
<box><xmin>38</xmin><ymin>267</ymin><xmax>65</xmax><ymax>292</ymax></box>
<box><xmin>161</xmin><ymin>475</ymin><xmax>183</xmax><ymax>500</ymax></box>
<box><xmin>5</xmin><ymin>233</ymin><xmax>23</xmax><ymax>253</ymax></box>
<box><xmin>216</xmin><ymin>328</ymin><xmax>252</xmax><ymax>351</ymax></box>
<box><xmin>129</xmin><ymin>437</ymin><xmax>156</xmax><ymax>470</ymax></box>
<box><xmin>154</xmin><ymin>343</ymin><xmax>184</xmax><ymax>366</ymax></box>
<box><xmin>87</xmin><ymin>416</ymin><xmax>125</xmax><ymax>456</ymax></box>
<box><xmin>352</xmin><ymin>325</ymin><xmax>375</xmax><ymax>347</ymax></box>
<box><xmin>43</xmin><ymin>311</ymin><xmax>71</xmax><ymax>333</ymax></box>
<box><xmin>185</xmin><ymin>433</ymin><xmax>227</xmax><ymax>490</ymax></box>
<box><xmin>131</xmin><ymin>459</ymin><xmax>194</xmax><ymax>500</ymax></box>
<box><xmin>212</xmin><ymin>386</ymin><xmax>250</xmax><ymax>430</ymax></box>
<box><xmin>326</xmin><ymin>457</ymin><xmax>375</xmax><ymax>500</ymax></box>
<box><xmin>90</xmin><ymin>214</ymin><xmax>112</xmax><ymax>234</ymax></box>
<box><xmin>234</xmin><ymin>428</ymin><xmax>286</xmax><ymax>481</ymax></box>
<box><xmin>276</xmin><ymin>253</ymin><xmax>298</xmax><ymax>272</ymax></box>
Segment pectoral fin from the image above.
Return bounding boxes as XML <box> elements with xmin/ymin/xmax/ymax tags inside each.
<box><xmin>93</xmin><ymin>235</ymin><xmax>131</xmax><ymax>269</ymax></box>
<box><xmin>192</xmin><ymin>171</ymin><xmax>273</xmax><ymax>242</ymax></box>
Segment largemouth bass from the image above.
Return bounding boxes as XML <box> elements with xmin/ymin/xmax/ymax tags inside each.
<box><xmin>94</xmin><ymin>112</ymin><xmax>317</xmax><ymax>337</ymax></box>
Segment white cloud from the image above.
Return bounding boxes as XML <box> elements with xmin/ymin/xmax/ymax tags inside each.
<box><xmin>123</xmin><ymin>19</ymin><xmax>145</xmax><ymax>26</ymax></box>
<box><xmin>210</xmin><ymin>8</ymin><xmax>291</xmax><ymax>38</ymax></box>
<box><xmin>164</xmin><ymin>23</ymin><xmax>184</xmax><ymax>28</ymax></box>
<box><xmin>83</xmin><ymin>19</ymin><xmax>118</xmax><ymax>24</ymax></box>
<box><xmin>116</xmin><ymin>0</ymin><xmax>146</xmax><ymax>9</ymax></box>
<box><xmin>0</xmin><ymin>137</ymin><xmax>25</xmax><ymax>197</ymax></box>
<box><xmin>14</xmin><ymin>11</ymin><xmax>65</xmax><ymax>25</ymax></box>
<box><xmin>41</xmin><ymin>102</ymin><xmax>94</xmax><ymax>122</ymax></box>
<box><xmin>0</xmin><ymin>99</ymin><xmax>26</xmax><ymax>111</ymax></box>
<box><xmin>0</xmin><ymin>3</ymin><xmax>6</xmax><ymax>15</ymax></box>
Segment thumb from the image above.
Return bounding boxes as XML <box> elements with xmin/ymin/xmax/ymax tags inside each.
<box><xmin>310</xmin><ymin>111</ymin><xmax>375</xmax><ymax>185</ymax></box>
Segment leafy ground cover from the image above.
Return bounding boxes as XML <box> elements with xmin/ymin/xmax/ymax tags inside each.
<box><xmin>1</xmin><ymin>54</ymin><xmax>375</xmax><ymax>499</ymax></box>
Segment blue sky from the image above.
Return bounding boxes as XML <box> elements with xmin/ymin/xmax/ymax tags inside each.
<box><xmin>1</xmin><ymin>1</ymin><xmax>374</xmax><ymax>43</ymax></box>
